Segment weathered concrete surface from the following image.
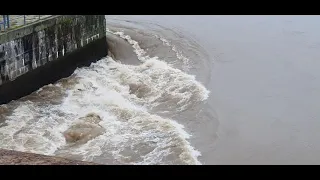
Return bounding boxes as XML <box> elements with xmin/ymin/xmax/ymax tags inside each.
<box><xmin>0</xmin><ymin>149</ymin><xmax>97</xmax><ymax>165</ymax></box>
<box><xmin>0</xmin><ymin>15</ymin><xmax>106</xmax><ymax>83</ymax></box>
<box><xmin>0</xmin><ymin>15</ymin><xmax>52</xmax><ymax>34</ymax></box>
<box><xmin>0</xmin><ymin>15</ymin><xmax>108</xmax><ymax>104</ymax></box>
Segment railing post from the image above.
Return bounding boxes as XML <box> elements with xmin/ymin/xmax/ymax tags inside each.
<box><xmin>3</xmin><ymin>15</ymin><xmax>6</xmax><ymax>30</ymax></box>
<box><xmin>24</xmin><ymin>15</ymin><xmax>26</xmax><ymax>25</ymax></box>
<box><xmin>38</xmin><ymin>15</ymin><xmax>40</xmax><ymax>20</ymax></box>
<box><xmin>6</xmin><ymin>15</ymin><xmax>9</xmax><ymax>28</ymax></box>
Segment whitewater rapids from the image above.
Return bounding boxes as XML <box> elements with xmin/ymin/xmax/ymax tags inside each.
<box><xmin>0</xmin><ymin>24</ymin><xmax>210</xmax><ymax>165</ymax></box>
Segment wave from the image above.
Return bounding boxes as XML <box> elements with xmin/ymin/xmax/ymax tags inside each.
<box><xmin>0</xmin><ymin>28</ymin><xmax>209</xmax><ymax>165</ymax></box>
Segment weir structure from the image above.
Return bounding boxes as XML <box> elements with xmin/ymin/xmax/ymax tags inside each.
<box><xmin>0</xmin><ymin>15</ymin><xmax>108</xmax><ymax>164</ymax></box>
<box><xmin>0</xmin><ymin>15</ymin><xmax>108</xmax><ymax>104</ymax></box>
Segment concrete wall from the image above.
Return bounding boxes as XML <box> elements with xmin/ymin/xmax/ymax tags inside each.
<box><xmin>0</xmin><ymin>149</ymin><xmax>97</xmax><ymax>165</ymax></box>
<box><xmin>0</xmin><ymin>15</ymin><xmax>108</xmax><ymax>104</ymax></box>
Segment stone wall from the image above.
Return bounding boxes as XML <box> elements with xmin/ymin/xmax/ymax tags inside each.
<box><xmin>0</xmin><ymin>15</ymin><xmax>108</xmax><ymax>104</ymax></box>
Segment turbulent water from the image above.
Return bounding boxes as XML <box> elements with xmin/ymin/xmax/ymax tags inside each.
<box><xmin>2</xmin><ymin>15</ymin><xmax>320</xmax><ymax>165</ymax></box>
<box><xmin>0</xmin><ymin>16</ymin><xmax>210</xmax><ymax>165</ymax></box>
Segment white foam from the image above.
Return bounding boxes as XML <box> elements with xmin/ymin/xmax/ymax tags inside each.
<box><xmin>156</xmin><ymin>35</ymin><xmax>190</xmax><ymax>69</ymax></box>
<box><xmin>63</xmin><ymin>56</ymin><xmax>207</xmax><ymax>164</ymax></box>
<box><xmin>0</xmin><ymin>102</ymin><xmax>67</xmax><ymax>155</ymax></box>
<box><xmin>107</xmin><ymin>28</ymin><xmax>149</xmax><ymax>62</ymax></box>
<box><xmin>0</xmin><ymin>29</ymin><xmax>209</xmax><ymax>165</ymax></box>
<box><xmin>107</xmin><ymin>29</ymin><xmax>209</xmax><ymax>110</ymax></box>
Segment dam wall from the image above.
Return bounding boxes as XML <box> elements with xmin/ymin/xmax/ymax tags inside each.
<box><xmin>0</xmin><ymin>15</ymin><xmax>108</xmax><ymax>104</ymax></box>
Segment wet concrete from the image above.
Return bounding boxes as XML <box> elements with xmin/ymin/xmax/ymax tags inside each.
<box><xmin>0</xmin><ymin>149</ymin><xmax>97</xmax><ymax>165</ymax></box>
<box><xmin>0</xmin><ymin>15</ymin><xmax>107</xmax><ymax>104</ymax></box>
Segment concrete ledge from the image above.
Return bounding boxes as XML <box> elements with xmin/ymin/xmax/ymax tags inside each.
<box><xmin>0</xmin><ymin>15</ymin><xmax>108</xmax><ymax>104</ymax></box>
<box><xmin>0</xmin><ymin>16</ymin><xmax>57</xmax><ymax>44</ymax></box>
<box><xmin>0</xmin><ymin>36</ymin><xmax>108</xmax><ymax>104</ymax></box>
<box><xmin>0</xmin><ymin>15</ymin><xmax>107</xmax><ymax>86</ymax></box>
<box><xmin>0</xmin><ymin>149</ymin><xmax>97</xmax><ymax>165</ymax></box>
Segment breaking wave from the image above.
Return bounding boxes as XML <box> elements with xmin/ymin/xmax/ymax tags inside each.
<box><xmin>0</xmin><ymin>28</ymin><xmax>209</xmax><ymax>165</ymax></box>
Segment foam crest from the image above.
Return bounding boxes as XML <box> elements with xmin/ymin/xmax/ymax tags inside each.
<box><xmin>0</xmin><ymin>29</ymin><xmax>209</xmax><ymax>165</ymax></box>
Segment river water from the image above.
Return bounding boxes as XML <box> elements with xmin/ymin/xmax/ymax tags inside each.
<box><xmin>1</xmin><ymin>15</ymin><xmax>320</xmax><ymax>165</ymax></box>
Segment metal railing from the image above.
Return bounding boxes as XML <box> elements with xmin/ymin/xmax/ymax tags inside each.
<box><xmin>0</xmin><ymin>15</ymin><xmax>52</xmax><ymax>32</ymax></box>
